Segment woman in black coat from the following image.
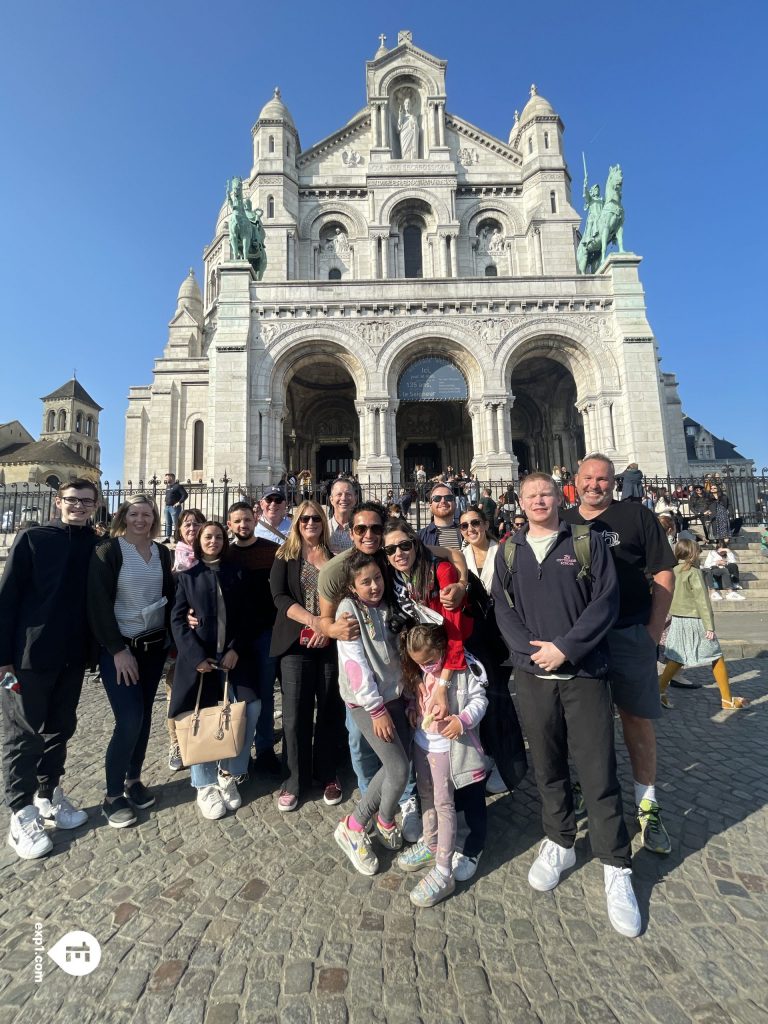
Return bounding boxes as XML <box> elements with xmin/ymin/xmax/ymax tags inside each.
<box><xmin>170</xmin><ymin>522</ymin><xmax>257</xmax><ymax>820</ymax></box>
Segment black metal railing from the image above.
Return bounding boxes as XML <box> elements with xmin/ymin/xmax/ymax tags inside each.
<box><xmin>2</xmin><ymin>472</ymin><xmax>767</xmax><ymax>537</ymax></box>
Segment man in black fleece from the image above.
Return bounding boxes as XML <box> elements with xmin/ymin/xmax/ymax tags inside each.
<box><xmin>492</xmin><ymin>472</ymin><xmax>641</xmax><ymax>938</ymax></box>
<box><xmin>0</xmin><ymin>479</ymin><xmax>98</xmax><ymax>859</ymax></box>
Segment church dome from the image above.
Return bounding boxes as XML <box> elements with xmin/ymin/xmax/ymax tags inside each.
<box><xmin>257</xmin><ymin>87</ymin><xmax>295</xmax><ymax>128</ymax></box>
<box><xmin>176</xmin><ymin>269</ymin><xmax>202</xmax><ymax>315</ymax></box>
<box><xmin>519</xmin><ymin>84</ymin><xmax>555</xmax><ymax>124</ymax></box>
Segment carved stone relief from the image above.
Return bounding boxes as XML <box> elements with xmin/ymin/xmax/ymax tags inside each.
<box><xmin>458</xmin><ymin>146</ymin><xmax>480</xmax><ymax>166</ymax></box>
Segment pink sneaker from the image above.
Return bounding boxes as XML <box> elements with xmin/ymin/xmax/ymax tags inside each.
<box><xmin>278</xmin><ymin>791</ymin><xmax>298</xmax><ymax>812</ymax></box>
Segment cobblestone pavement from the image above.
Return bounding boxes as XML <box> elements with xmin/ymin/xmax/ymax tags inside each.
<box><xmin>1</xmin><ymin>659</ymin><xmax>767</xmax><ymax>1024</ymax></box>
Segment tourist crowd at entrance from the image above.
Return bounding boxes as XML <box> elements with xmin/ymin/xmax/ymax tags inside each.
<box><xmin>0</xmin><ymin>456</ymin><xmax>753</xmax><ymax>940</ymax></box>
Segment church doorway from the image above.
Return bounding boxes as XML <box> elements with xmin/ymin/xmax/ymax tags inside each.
<box><xmin>509</xmin><ymin>356</ymin><xmax>584</xmax><ymax>474</ymax></box>
<box><xmin>396</xmin><ymin>356</ymin><xmax>473</xmax><ymax>482</ymax></box>
<box><xmin>284</xmin><ymin>357</ymin><xmax>358</xmax><ymax>484</ymax></box>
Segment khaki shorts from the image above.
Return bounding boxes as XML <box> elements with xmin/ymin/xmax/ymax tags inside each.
<box><xmin>606</xmin><ymin>624</ymin><xmax>662</xmax><ymax>720</ymax></box>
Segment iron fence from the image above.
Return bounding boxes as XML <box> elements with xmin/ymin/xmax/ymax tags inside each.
<box><xmin>2</xmin><ymin>472</ymin><xmax>767</xmax><ymax>538</ymax></box>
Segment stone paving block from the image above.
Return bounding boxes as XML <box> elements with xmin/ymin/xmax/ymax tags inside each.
<box><xmin>202</xmin><ymin>1003</ymin><xmax>240</xmax><ymax>1024</ymax></box>
<box><xmin>105</xmin><ymin>966</ymin><xmax>150</xmax><ymax>1003</ymax></box>
<box><xmin>643</xmin><ymin>994</ymin><xmax>694</xmax><ymax>1024</ymax></box>
<box><xmin>148</xmin><ymin>959</ymin><xmax>187</xmax><ymax>992</ymax></box>
<box><xmin>282</xmin><ymin>959</ymin><xmax>314</xmax><ymax>995</ymax></box>
<box><xmin>277</xmin><ymin>998</ymin><xmax>312</xmax><ymax>1024</ymax></box>
<box><xmin>312</xmin><ymin>997</ymin><xmax>348</xmax><ymax>1024</ymax></box>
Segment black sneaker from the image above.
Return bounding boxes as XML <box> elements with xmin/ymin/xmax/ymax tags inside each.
<box><xmin>124</xmin><ymin>781</ymin><xmax>155</xmax><ymax>809</ymax></box>
<box><xmin>102</xmin><ymin>796</ymin><xmax>137</xmax><ymax>829</ymax></box>
<box><xmin>253</xmin><ymin>749</ymin><xmax>282</xmax><ymax>777</ymax></box>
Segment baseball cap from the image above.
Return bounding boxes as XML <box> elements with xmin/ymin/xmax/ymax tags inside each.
<box><xmin>262</xmin><ymin>486</ymin><xmax>286</xmax><ymax>501</ymax></box>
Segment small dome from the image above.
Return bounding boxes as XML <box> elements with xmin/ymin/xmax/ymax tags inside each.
<box><xmin>176</xmin><ymin>268</ymin><xmax>202</xmax><ymax>314</ymax></box>
<box><xmin>257</xmin><ymin>87</ymin><xmax>295</xmax><ymax>129</ymax></box>
<box><xmin>519</xmin><ymin>83</ymin><xmax>555</xmax><ymax>124</ymax></box>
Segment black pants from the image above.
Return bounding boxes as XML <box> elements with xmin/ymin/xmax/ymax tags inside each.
<box><xmin>1</xmin><ymin>662</ymin><xmax>86</xmax><ymax>812</ymax></box>
<box><xmin>280</xmin><ymin>651</ymin><xmax>344</xmax><ymax>796</ymax></box>
<box><xmin>515</xmin><ymin>668</ymin><xmax>630</xmax><ymax>868</ymax></box>
<box><xmin>710</xmin><ymin>565</ymin><xmax>739</xmax><ymax>590</ymax></box>
<box><xmin>454</xmin><ymin>779</ymin><xmax>487</xmax><ymax>857</ymax></box>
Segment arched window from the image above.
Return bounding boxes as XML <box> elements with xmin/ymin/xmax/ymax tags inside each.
<box><xmin>85</xmin><ymin>416</ymin><xmax>93</xmax><ymax>436</ymax></box>
<box><xmin>528</xmin><ymin>136</ymin><xmax>533</xmax><ymax>155</ymax></box>
<box><xmin>75</xmin><ymin>443</ymin><xmax>82</xmax><ymax>455</ymax></box>
<box><xmin>550</xmin><ymin>191</ymin><xmax>557</xmax><ymax>214</ymax></box>
<box><xmin>75</xmin><ymin>412</ymin><xmax>82</xmax><ymax>433</ymax></box>
<box><xmin>268</xmin><ymin>135</ymin><xmax>275</xmax><ymax>154</ymax></box>
<box><xmin>57</xmin><ymin>410</ymin><xmax>67</xmax><ymax>431</ymax></box>
<box><xmin>403</xmin><ymin>224</ymin><xmax>423</xmax><ymax>278</ymax></box>
<box><xmin>46</xmin><ymin>474</ymin><xmax>60</xmax><ymax>490</ymax></box>
<box><xmin>267</xmin><ymin>196</ymin><xmax>275</xmax><ymax>218</ymax></box>
<box><xmin>286</xmin><ymin>139</ymin><xmax>291</xmax><ymax>157</ymax></box>
<box><xmin>328</xmin><ymin>268</ymin><xmax>342</xmax><ymax>280</ymax></box>
<box><xmin>46</xmin><ymin>410</ymin><xmax>55</xmax><ymax>432</ymax></box>
<box><xmin>544</xmin><ymin>131</ymin><xmax>550</xmax><ymax>149</ymax></box>
<box><xmin>193</xmin><ymin>420</ymin><xmax>204</xmax><ymax>471</ymax></box>
<box><xmin>484</xmin><ymin>264</ymin><xmax>498</xmax><ymax>277</ymax></box>
<box><xmin>85</xmin><ymin>445</ymin><xmax>92</xmax><ymax>462</ymax></box>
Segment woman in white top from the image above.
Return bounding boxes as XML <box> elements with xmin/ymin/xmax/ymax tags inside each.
<box><xmin>88</xmin><ymin>495</ymin><xmax>174</xmax><ymax>828</ymax></box>
<box><xmin>459</xmin><ymin>507</ymin><xmax>498</xmax><ymax>595</ymax></box>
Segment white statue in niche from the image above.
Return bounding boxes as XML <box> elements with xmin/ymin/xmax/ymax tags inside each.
<box><xmin>397</xmin><ymin>93</ymin><xmax>419</xmax><ymax>159</ymax></box>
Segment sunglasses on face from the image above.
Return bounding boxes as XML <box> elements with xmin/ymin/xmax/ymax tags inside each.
<box><xmin>431</xmin><ymin>494</ymin><xmax>455</xmax><ymax>503</ymax></box>
<box><xmin>459</xmin><ymin>519</ymin><xmax>483</xmax><ymax>531</ymax></box>
<box><xmin>352</xmin><ymin>522</ymin><xmax>384</xmax><ymax>537</ymax></box>
<box><xmin>299</xmin><ymin>514</ymin><xmax>322</xmax><ymax>524</ymax></box>
<box><xmin>264</xmin><ymin>496</ymin><xmax>285</xmax><ymax>504</ymax></box>
<box><xmin>383</xmin><ymin>540</ymin><xmax>414</xmax><ymax>556</ymax></box>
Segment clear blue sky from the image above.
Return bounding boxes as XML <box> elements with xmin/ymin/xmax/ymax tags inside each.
<box><xmin>2</xmin><ymin>2</ymin><xmax>766</xmax><ymax>483</ymax></box>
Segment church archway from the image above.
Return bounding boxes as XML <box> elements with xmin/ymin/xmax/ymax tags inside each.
<box><xmin>509</xmin><ymin>356</ymin><xmax>585</xmax><ymax>473</ymax></box>
<box><xmin>396</xmin><ymin>355</ymin><xmax>473</xmax><ymax>479</ymax></box>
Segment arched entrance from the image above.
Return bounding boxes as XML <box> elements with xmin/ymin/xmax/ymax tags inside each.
<box><xmin>284</xmin><ymin>357</ymin><xmax>359</xmax><ymax>485</ymax></box>
<box><xmin>509</xmin><ymin>356</ymin><xmax>585</xmax><ymax>473</ymax></box>
<box><xmin>396</xmin><ymin>356</ymin><xmax>473</xmax><ymax>480</ymax></box>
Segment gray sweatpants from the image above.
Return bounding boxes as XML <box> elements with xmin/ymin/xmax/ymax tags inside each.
<box><xmin>349</xmin><ymin>699</ymin><xmax>411</xmax><ymax>825</ymax></box>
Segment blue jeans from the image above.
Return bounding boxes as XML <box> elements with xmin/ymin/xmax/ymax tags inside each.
<box><xmin>191</xmin><ymin>698</ymin><xmax>261</xmax><ymax>788</ymax></box>
<box><xmin>345</xmin><ymin>706</ymin><xmax>416</xmax><ymax>805</ymax></box>
<box><xmin>252</xmin><ymin>630</ymin><xmax>278</xmax><ymax>755</ymax></box>
<box><xmin>100</xmin><ymin>646</ymin><xmax>166</xmax><ymax>798</ymax></box>
<box><xmin>164</xmin><ymin>504</ymin><xmax>180</xmax><ymax>539</ymax></box>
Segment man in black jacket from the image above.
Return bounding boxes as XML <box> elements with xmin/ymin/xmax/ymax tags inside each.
<box><xmin>492</xmin><ymin>472</ymin><xmax>641</xmax><ymax>938</ymax></box>
<box><xmin>0</xmin><ymin>479</ymin><xmax>98</xmax><ymax>859</ymax></box>
<box><xmin>162</xmin><ymin>472</ymin><xmax>188</xmax><ymax>542</ymax></box>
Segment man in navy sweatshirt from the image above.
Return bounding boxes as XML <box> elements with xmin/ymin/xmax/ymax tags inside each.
<box><xmin>491</xmin><ymin>472</ymin><xmax>641</xmax><ymax>938</ymax></box>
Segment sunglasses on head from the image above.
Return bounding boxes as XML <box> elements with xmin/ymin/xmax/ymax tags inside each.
<box><xmin>383</xmin><ymin>540</ymin><xmax>414</xmax><ymax>556</ymax></box>
<box><xmin>459</xmin><ymin>519</ymin><xmax>483</xmax><ymax>531</ymax></box>
<box><xmin>299</xmin><ymin>514</ymin><xmax>322</xmax><ymax>524</ymax></box>
<box><xmin>352</xmin><ymin>522</ymin><xmax>384</xmax><ymax>537</ymax></box>
<box><xmin>431</xmin><ymin>493</ymin><xmax>455</xmax><ymax>503</ymax></box>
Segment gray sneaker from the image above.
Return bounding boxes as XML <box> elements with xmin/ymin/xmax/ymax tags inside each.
<box><xmin>102</xmin><ymin>797</ymin><xmax>137</xmax><ymax>829</ymax></box>
<box><xmin>168</xmin><ymin>743</ymin><xmax>183</xmax><ymax>771</ymax></box>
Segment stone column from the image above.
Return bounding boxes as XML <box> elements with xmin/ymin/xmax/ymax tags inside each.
<box><xmin>382</xmin><ymin>105</ymin><xmax>389</xmax><ymax>149</ymax></box>
<box><xmin>450</xmin><ymin>232</ymin><xmax>459</xmax><ymax>278</ymax></box>
<box><xmin>485</xmin><ymin>402</ymin><xmax>498</xmax><ymax>453</ymax></box>
<box><xmin>370</xmin><ymin>236</ymin><xmax>379</xmax><ymax>278</ymax></box>
<box><xmin>468</xmin><ymin>401</ymin><xmax>484</xmax><ymax>459</ymax></box>
<box><xmin>380</xmin><ymin>235</ymin><xmax>389</xmax><ymax>279</ymax></box>
<box><xmin>506</xmin><ymin>241</ymin><xmax>514</xmax><ymax>276</ymax></box>
<box><xmin>600</xmin><ymin>400</ymin><xmax>616</xmax><ymax>451</ymax></box>
<box><xmin>439</xmin><ymin>233</ymin><xmax>449</xmax><ymax>277</ymax></box>
<box><xmin>438</xmin><ymin>102</ymin><xmax>446</xmax><ymax>146</ymax></box>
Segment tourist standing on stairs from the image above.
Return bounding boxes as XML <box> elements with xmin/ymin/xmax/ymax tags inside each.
<box><xmin>162</xmin><ymin>473</ymin><xmax>188</xmax><ymax>542</ymax></box>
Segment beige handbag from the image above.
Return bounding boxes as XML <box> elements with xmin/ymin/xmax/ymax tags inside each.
<box><xmin>173</xmin><ymin>670</ymin><xmax>247</xmax><ymax>767</ymax></box>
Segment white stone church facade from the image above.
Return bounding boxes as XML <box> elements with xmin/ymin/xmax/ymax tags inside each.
<box><xmin>124</xmin><ymin>31</ymin><xmax>693</xmax><ymax>488</ymax></box>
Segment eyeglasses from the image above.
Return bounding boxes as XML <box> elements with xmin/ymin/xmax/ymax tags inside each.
<box><xmin>383</xmin><ymin>540</ymin><xmax>414</xmax><ymax>555</ymax></box>
<box><xmin>60</xmin><ymin>497</ymin><xmax>96</xmax><ymax>508</ymax></box>
<box><xmin>298</xmin><ymin>514</ymin><xmax>322</xmax><ymax>524</ymax></box>
<box><xmin>431</xmin><ymin>494</ymin><xmax>455</xmax><ymax>503</ymax></box>
<box><xmin>352</xmin><ymin>522</ymin><xmax>384</xmax><ymax>537</ymax></box>
<box><xmin>513</xmin><ymin>521</ymin><xmax>527</xmax><ymax>528</ymax></box>
<box><xmin>263</xmin><ymin>495</ymin><xmax>285</xmax><ymax>504</ymax></box>
<box><xmin>459</xmin><ymin>519</ymin><xmax>483</xmax><ymax>531</ymax></box>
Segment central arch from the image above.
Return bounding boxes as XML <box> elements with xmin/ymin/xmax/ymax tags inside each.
<box><xmin>509</xmin><ymin>355</ymin><xmax>585</xmax><ymax>473</ymax></box>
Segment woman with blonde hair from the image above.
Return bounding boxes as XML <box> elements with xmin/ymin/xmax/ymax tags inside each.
<box><xmin>658</xmin><ymin>538</ymin><xmax>749</xmax><ymax>711</ymax></box>
<box><xmin>269</xmin><ymin>500</ymin><xmax>345</xmax><ymax>810</ymax></box>
<box><xmin>88</xmin><ymin>495</ymin><xmax>174</xmax><ymax>827</ymax></box>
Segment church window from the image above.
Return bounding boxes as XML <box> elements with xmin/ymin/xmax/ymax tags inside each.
<box><xmin>75</xmin><ymin>443</ymin><xmax>82</xmax><ymax>455</ymax></box>
<box><xmin>328</xmin><ymin>268</ymin><xmax>342</xmax><ymax>280</ymax></box>
<box><xmin>550</xmin><ymin>191</ymin><xmax>557</xmax><ymax>213</ymax></box>
<box><xmin>403</xmin><ymin>224</ymin><xmax>423</xmax><ymax>278</ymax></box>
<box><xmin>528</xmin><ymin>136</ymin><xmax>533</xmax><ymax>155</ymax></box>
<box><xmin>75</xmin><ymin>412</ymin><xmax>82</xmax><ymax>433</ymax></box>
<box><xmin>85</xmin><ymin>445</ymin><xmax>92</xmax><ymax>462</ymax></box>
<box><xmin>46</xmin><ymin>474</ymin><xmax>60</xmax><ymax>490</ymax></box>
<box><xmin>193</xmin><ymin>420</ymin><xmax>205</xmax><ymax>471</ymax></box>
<box><xmin>286</xmin><ymin>139</ymin><xmax>291</xmax><ymax>157</ymax></box>
<box><xmin>267</xmin><ymin>195</ymin><xmax>275</xmax><ymax>218</ymax></box>
<box><xmin>57</xmin><ymin>410</ymin><xmax>67</xmax><ymax>431</ymax></box>
<box><xmin>544</xmin><ymin>131</ymin><xmax>550</xmax><ymax>149</ymax></box>
<box><xmin>46</xmin><ymin>410</ymin><xmax>55</xmax><ymax>432</ymax></box>
<box><xmin>484</xmin><ymin>264</ymin><xmax>498</xmax><ymax>277</ymax></box>
<box><xmin>85</xmin><ymin>416</ymin><xmax>93</xmax><ymax>436</ymax></box>
<box><xmin>268</xmin><ymin>135</ymin><xmax>275</xmax><ymax>154</ymax></box>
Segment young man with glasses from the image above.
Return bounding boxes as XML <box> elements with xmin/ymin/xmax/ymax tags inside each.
<box><xmin>0</xmin><ymin>479</ymin><xmax>99</xmax><ymax>859</ymax></box>
<box><xmin>255</xmin><ymin>486</ymin><xmax>292</xmax><ymax>543</ymax></box>
<box><xmin>419</xmin><ymin>484</ymin><xmax>462</xmax><ymax>548</ymax></box>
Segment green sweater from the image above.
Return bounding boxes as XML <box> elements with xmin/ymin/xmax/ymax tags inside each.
<box><xmin>669</xmin><ymin>563</ymin><xmax>714</xmax><ymax>632</ymax></box>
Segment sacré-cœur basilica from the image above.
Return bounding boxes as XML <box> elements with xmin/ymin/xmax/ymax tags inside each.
<box><xmin>124</xmin><ymin>30</ymin><xmax>697</xmax><ymax>489</ymax></box>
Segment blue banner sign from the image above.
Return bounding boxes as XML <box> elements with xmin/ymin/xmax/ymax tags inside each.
<box><xmin>398</xmin><ymin>357</ymin><xmax>468</xmax><ymax>402</ymax></box>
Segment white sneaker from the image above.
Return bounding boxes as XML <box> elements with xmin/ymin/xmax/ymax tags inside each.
<box><xmin>34</xmin><ymin>786</ymin><xmax>88</xmax><ymax>829</ymax></box>
<box><xmin>399</xmin><ymin>796</ymin><xmax>421</xmax><ymax>844</ymax></box>
<box><xmin>604</xmin><ymin>865</ymin><xmax>642</xmax><ymax>937</ymax></box>
<box><xmin>196</xmin><ymin>785</ymin><xmax>226</xmax><ymax>820</ymax></box>
<box><xmin>452</xmin><ymin>850</ymin><xmax>482</xmax><ymax>881</ymax></box>
<box><xmin>7</xmin><ymin>805</ymin><xmax>53</xmax><ymax>860</ymax></box>
<box><xmin>217</xmin><ymin>773</ymin><xmax>242</xmax><ymax>811</ymax></box>
<box><xmin>710</xmin><ymin>591</ymin><xmax>723</xmax><ymax>601</ymax></box>
<box><xmin>725</xmin><ymin>592</ymin><xmax>745</xmax><ymax>601</ymax></box>
<box><xmin>485</xmin><ymin>764</ymin><xmax>508</xmax><ymax>794</ymax></box>
<box><xmin>528</xmin><ymin>839</ymin><xmax>576</xmax><ymax>891</ymax></box>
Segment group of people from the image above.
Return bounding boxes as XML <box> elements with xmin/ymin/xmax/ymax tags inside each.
<box><xmin>1</xmin><ymin>454</ymin><xmax>752</xmax><ymax>940</ymax></box>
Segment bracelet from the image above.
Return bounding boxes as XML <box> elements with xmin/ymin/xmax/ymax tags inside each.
<box><xmin>437</xmin><ymin>679</ymin><xmax>452</xmax><ymax>689</ymax></box>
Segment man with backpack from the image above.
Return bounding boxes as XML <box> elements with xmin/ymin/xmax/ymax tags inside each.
<box><xmin>492</xmin><ymin>471</ymin><xmax>641</xmax><ymax>937</ymax></box>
